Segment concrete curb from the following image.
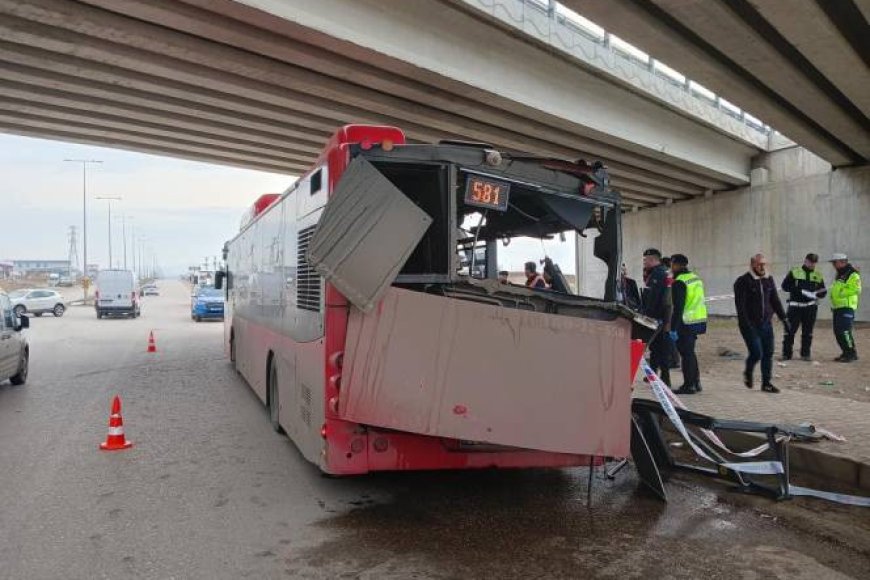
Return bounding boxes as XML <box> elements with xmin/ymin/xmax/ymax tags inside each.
<box><xmin>717</xmin><ymin>430</ymin><xmax>870</xmax><ymax>492</ymax></box>
<box><xmin>659</xmin><ymin>419</ymin><xmax>870</xmax><ymax>492</ymax></box>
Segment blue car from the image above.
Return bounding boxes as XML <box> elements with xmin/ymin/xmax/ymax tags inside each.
<box><xmin>191</xmin><ymin>286</ymin><xmax>224</xmax><ymax>321</ymax></box>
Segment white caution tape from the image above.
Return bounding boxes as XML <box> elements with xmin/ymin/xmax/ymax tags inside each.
<box><xmin>720</xmin><ymin>461</ymin><xmax>784</xmax><ymax>475</ymax></box>
<box><xmin>704</xmin><ymin>294</ymin><xmax>735</xmax><ymax>303</ymax></box>
<box><xmin>789</xmin><ymin>486</ymin><xmax>870</xmax><ymax>507</ymax></box>
<box><xmin>641</xmin><ymin>361</ymin><xmax>783</xmax><ymax>475</ymax></box>
<box><xmin>658</xmin><ymin>378</ymin><xmax>784</xmax><ymax>459</ymax></box>
<box><xmin>640</xmin><ymin>360</ymin><xmax>870</xmax><ymax>506</ymax></box>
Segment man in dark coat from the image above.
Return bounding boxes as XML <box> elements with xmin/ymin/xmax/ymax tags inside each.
<box><xmin>734</xmin><ymin>253</ymin><xmax>790</xmax><ymax>393</ymax></box>
<box><xmin>640</xmin><ymin>248</ymin><xmax>674</xmax><ymax>386</ymax></box>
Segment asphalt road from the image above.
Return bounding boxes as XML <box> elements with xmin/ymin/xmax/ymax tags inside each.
<box><xmin>1</xmin><ymin>280</ymin><xmax>869</xmax><ymax>579</ymax></box>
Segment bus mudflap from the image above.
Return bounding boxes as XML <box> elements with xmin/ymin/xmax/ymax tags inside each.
<box><xmin>339</xmin><ymin>287</ymin><xmax>633</xmax><ymax>457</ymax></box>
<box><xmin>307</xmin><ymin>157</ymin><xmax>433</xmax><ymax>313</ymax></box>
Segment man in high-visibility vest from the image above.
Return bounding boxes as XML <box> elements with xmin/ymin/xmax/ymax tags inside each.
<box><xmin>669</xmin><ymin>254</ymin><xmax>707</xmax><ymax>395</ymax></box>
<box><xmin>780</xmin><ymin>253</ymin><xmax>826</xmax><ymax>361</ymax></box>
<box><xmin>830</xmin><ymin>253</ymin><xmax>862</xmax><ymax>362</ymax></box>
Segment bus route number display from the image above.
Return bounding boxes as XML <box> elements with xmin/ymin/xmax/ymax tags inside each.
<box><xmin>464</xmin><ymin>175</ymin><xmax>510</xmax><ymax>212</ymax></box>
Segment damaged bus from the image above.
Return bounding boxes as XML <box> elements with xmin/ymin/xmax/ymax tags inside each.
<box><xmin>218</xmin><ymin>125</ymin><xmax>655</xmax><ymax>475</ymax></box>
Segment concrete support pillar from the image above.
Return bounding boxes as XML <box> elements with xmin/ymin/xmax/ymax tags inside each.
<box><xmin>750</xmin><ymin>167</ymin><xmax>770</xmax><ymax>186</ymax></box>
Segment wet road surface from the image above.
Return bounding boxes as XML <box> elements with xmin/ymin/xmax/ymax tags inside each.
<box><xmin>0</xmin><ymin>281</ymin><xmax>868</xmax><ymax>579</ymax></box>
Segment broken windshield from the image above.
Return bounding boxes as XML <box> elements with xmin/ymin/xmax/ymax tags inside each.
<box><xmin>310</xmin><ymin>144</ymin><xmax>622</xmax><ymax>310</ymax></box>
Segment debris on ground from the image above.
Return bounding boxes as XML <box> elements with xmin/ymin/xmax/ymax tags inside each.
<box><xmin>794</xmin><ymin>422</ymin><xmax>847</xmax><ymax>442</ymax></box>
<box><xmin>717</xmin><ymin>346</ymin><xmax>742</xmax><ymax>359</ymax></box>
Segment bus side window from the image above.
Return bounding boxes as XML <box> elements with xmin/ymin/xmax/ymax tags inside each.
<box><xmin>310</xmin><ymin>169</ymin><xmax>322</xmax><ymax>195</ymax></box>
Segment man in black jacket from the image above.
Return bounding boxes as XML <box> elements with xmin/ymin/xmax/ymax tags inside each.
<box><xmin>734</xmin><ymin>254</ymin><xmax>790</xmax><ymax>393</ymax></box>
<box><xmin>641</xmin><ymin>248</ymin><xmax>674</xmax><ymax>386</ymax></box>
<box><xmin>781</xmin><ymin>253</ymin><xmax>826</xmax><ymax>361</ymax></box>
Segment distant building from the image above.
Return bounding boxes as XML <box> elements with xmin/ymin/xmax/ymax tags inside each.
<box><xmin>12</xmin><ymin>259</ymin><xmax>72</xmax><ymax>277</ymax></box>
<box><xmin>0</xmin><ymin>262</ymin><xmax>12</xmax><ymax>279</ymax></box>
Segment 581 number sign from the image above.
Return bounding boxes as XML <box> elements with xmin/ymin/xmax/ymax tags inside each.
<box><xmin>464</xmin><ymin>175</ymin><xmax>510</xmax><ymax>212</ymax></box>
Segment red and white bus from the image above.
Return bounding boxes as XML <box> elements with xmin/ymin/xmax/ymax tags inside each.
<box><xmin>219</xmin><ymin>125</ymin><xmax>652</xmax><ymax>475</ymax></box>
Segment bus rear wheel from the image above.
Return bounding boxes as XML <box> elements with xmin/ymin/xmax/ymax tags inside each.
<box><xmin>268</xmin><ymin>361</ymin><xmax>284</xmax><ymax>434</ymax></box>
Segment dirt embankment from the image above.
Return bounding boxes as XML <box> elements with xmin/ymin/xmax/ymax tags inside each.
<box><xmin>699</xmin><ymin>317</ymin><xmax>870</xmax><ymax>403</ymax></box>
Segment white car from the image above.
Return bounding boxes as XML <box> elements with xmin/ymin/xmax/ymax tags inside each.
<box><xmin>9</xmin><ymin>288</ymin><xmax>66</xmax><ymax>317</ymax></box>
<box><xmin>0</xmin><ymin>291</ymin><xmax>29</xmax><ymax>385</ymax></box>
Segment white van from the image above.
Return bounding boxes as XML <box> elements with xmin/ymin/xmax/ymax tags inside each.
<box><xmin>95</xmin><ymin>269</ymin><xmax>140</xmax><ymax>319</ymax></box>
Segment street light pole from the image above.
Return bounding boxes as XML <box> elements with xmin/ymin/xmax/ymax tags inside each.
<box><xmin>122</xmin><ymin>214</ymin><xmax>127</xmax><ymax>269</ymax></box>
<box><xmin>128</xmin><ymin>218</ymin><xmax>135</xmax><ymax>274</ymax></box>
<box><xmin>96</xmin><ymin>196</ymin><xmax>121</xmax><ymax>268</ymax></box>
<box><xmin>138</xmin><ymin>236</ymin><xmax>147</xmax><ymax>279</ymax></box>
<box><xmin>115</xmin><ymin>214</ymin><xmax>128</xmax><ymax>269</ymax></box>
<box><xmin>64</xmin><ymin>159</ymin><xmax>102</xmax><ymax>299</ymax></box>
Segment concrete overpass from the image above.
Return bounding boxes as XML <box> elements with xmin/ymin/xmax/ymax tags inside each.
<box><xmin>565</xmin><ymin>0</ymin><xmax>870</xmax><ymax>167</ymax></box>
<box><xmin>0</xmin><ymin>0</ymin><xmax>768</xmax><ymax>209</ymax></box>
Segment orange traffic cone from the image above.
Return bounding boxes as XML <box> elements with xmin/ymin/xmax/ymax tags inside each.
<box><xmin>100</xmin><ymin>395</ymin><xmax>133</xmax><ymax>451</ymax></box>
<box><xmin>147</xmin><ymin>331</ymin><xmax>156</xmax><ymax>353</ymax></box>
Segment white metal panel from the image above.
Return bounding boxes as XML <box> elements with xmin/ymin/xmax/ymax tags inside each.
<box><xmin>307</xmin><ymin>157</ymin><xmax>433</xmax><ymax>312</ymax></box>
<box><xmin>341</xmin><ymin>287</ymin><xmax>633</xmax><ymax>456</ymax></box>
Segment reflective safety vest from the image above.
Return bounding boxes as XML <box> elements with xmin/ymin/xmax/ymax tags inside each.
<box><xmin>676</xmin><ymin>272</ymin><xmax>708</xmax><ymax>324</ymax></box>
<box><xmin>831</xmin><ymin>271</ymin><xmax>861</xmax><ymax>310</ymax></box>
<box><xmin>790</xmin><ymin>266</ymin><xmax>824</xmax><ymax>284</ymax></box>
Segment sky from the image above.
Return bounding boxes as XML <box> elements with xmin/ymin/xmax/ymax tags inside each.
<box><xmin>0</xmin><ymin>133</ymin><xmax>582</xmax><ymax>278</ymax></box>
<box><xmin>0</xmin><ymin>134</ymin><xmax>293</xmax><ymax>276</ymax></box>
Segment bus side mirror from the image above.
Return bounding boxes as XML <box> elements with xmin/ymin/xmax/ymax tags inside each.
<box><xmin>215</xmin><ymin>270</ymin><xmax>225</xmax><ymax>290</ymax></box>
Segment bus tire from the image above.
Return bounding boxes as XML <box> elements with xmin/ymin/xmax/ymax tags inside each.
<box><xmin>268</xmin><ymin>359</ymin><xmax>284</xmax><ymax>434</ymax></box>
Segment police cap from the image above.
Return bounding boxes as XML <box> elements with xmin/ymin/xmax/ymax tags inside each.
<box><xmin>671</xmin><ymin>254</ymin><xmax>689</xmax><ymax>266</ymax></box>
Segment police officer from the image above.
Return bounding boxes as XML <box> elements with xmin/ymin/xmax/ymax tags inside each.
<box><xmin>830</xmin><ymin>253</ymin><xmax>862</xmax><ymax>362</ymax></box>
<box><xmin>670</xmin><ymin>254</ymin><xmax>707</xmax><ymax>395</ymax></box>
<box><xmin>781</xmin><ymin>253</ymin><xmax>826</xmax><ymax>361</ymax></box>
<box><xmin>641</xmin><ymin>248</ymin><xmax>674</xmax><ymax>386</ymax></box>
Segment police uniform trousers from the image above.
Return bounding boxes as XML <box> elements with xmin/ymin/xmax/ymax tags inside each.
<box><xmin>782</xmin><ymin>303</ymin><xmax>817</xmax><ymax>359</ymax></box>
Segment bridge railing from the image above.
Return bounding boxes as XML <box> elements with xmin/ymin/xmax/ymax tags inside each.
<box><xmin>463</xmin><ymin>0</ymin><xmax>773</xmax><ymax>140</ymax></box>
